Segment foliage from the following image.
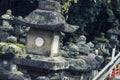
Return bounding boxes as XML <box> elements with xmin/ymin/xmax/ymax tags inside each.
<box><xmin>63</xmin><ymin>0</ymin><xmax>100</xmax><ymax>26</ymax></box>
<box><xmin>61</xmin><ymin>0</ymin><xmax>120</xmax><ymax>42</ymax></box>
<box><xmin>62</xmin><ymin>0</ymin><xmax>78</xmax><ymax>19</ymax></box>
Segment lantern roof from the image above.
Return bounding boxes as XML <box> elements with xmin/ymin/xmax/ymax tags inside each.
<box><xmin>13</xmin><ymin>0</ymin><xmax>79</xmax><ymax>33</ymax></box>
<box><xmin>107</xmin><ymin>27</ymin><xmax>120</xmax><ymax>35</ymax></box>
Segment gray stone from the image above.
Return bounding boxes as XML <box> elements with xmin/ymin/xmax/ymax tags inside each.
<box><xmin>0</xmin><ymin>31</ymin><xmax>10</xmax><ymax>42</ymax></box>
<box><xmin>19</xmin><ymin>38</ymin><xmax>26</xmax><ymax>44</ymax></box>
<box><xmin>35</xmin><ymin>76</ymin><xmax>49</xmax><ymax>80</ymax></box>
<box><xmin>39</xmin><ymin>0</ymin><xmax>61</xmax><ymax>12</ymax></box>
<box><xmin>107</xmin><ymin>27</ymin><xmax>120</xmax><ymax>35</ymax></box>
<box><xmin>86</xmin><ymin>42</ymin><xmax>94</xmax><ymax>48</ymax></box>
<box><xmin>59</xmin><ymin>50</ymin><xmax>68</xmax><ymax>57</ymax></box>
<box><xmin>25</xmin><ymin>9</ymin><xmax>65</xmax><ymax>25</ymax></box>
<box><xmin>26</xmin><ymin>28</ymin><xmax>53</xmax><ymax>56</ymax></box>
<box><xmin>6</xmin><ymin>36</ymin><xmax>17</xmax><ymax>43</ymax></box>
<box><xmin>77</xmin><ymin>35</ymin><xmax>86</xmax><ymax>45</ymax></box>
<box><xmin>1</xmin><ymin>9</ymin><xmax>14</xmax><ymax>30</ymax></box>
<box><xmin>69</xmin><ymin>59</ymin><xmax>89</xmax><ymax>71</ymax></box>
<box><xmin>68</xmin><ymin>43</ymin><xmax>79</xmax><ymax>52</ymax></box>
<box><xmin>24</xmin><ymin>74</ymin><xmax>31</xmax><ymax>80</ymax></box>
<box><xmin>69</xmin><ymin>54</ymin><xmax>104</xmax><ymax>71</ymax></box>
<box><xmin>79</xmin><ymin>44</ymin><xmax>91</xmax><ymax>55</ymax></box>
<box><xmin>2</xmin><ymin>45</ymin><xmax>10</xmax><ymax>54</ymax></box>
<box><xmin>8</xmin><ymin>74</ymin><xmax>24</xmax><ymax>80</ymax></box>
<box><xmin>14</xmin><ymin>25</ymin><xmax>24</xmax><ymax>36</ymax></box>
<box><xmin>95</xmin><ymin>56</ymin><xmax>104</xmax><ymax>64</ymax></box>
<box><xmin>64</xmin><ymin>24</ymin><xmax>79</xmax><ymax>33</ymax></box>
<box><xmin>13</xmin><ymin>17</ymin><xmax>64</xmax><ymax>31</ymax></box>
<box><xmin>81</xmin><ymin>54</ymin><xmax>103</xmax><ymax>69</ymax></box>
<box><xmin>14</xmin><ymin>57</ymin><xmax>69</xmax><ymax>70</ymax></box>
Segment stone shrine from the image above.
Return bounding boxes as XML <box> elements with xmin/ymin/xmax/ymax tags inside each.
<box><xmin>14</xmin><ymin>0</ymin><xmax>79</xmax><ymax>57</ymax></box>
<box><xmin>107</xmin><ymin>25</ymin><xmax>120</xmax><ymax>48</ymax></box>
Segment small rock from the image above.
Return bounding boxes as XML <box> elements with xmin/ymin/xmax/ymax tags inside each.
<box><xmin>35</xmin><ymin>76</ymin><xmax>50</xmax><ymax>80</ymax></box>
<box><xmin>6</xmin><ymin>36</ymin><xmax>17</xmax><ymax>43</ymax></box>
<box><xmin>69</xmin><ymin>59</ymin><xmax>89</xmax><ymax>71</ymax></box>
<box><xmin>64</xmin><ymin>24</ymin><xmax>79</xmax><ymax>33</ymax></box>
<box><xmin>8</xmin><ymin>74</ymin><xmax>24</xmax><ymax>80</ymax></box>
<box><xmin>68</xmin><ymin>43</ymin><xmax>79</xmax><ymax>52</ymax></box>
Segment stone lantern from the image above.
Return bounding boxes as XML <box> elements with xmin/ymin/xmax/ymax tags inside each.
<box><xmin>95</xmin><ymin>33</ymin><xmax>108</xmax><ymax>49</ymax></box>
<box><xmin>94</xmin><ymin>33</ymin><xmax>110</xmax><ymax>56</ymax></box>
<box><xmin>107</xmin><ymin>26</ymin><xmax>120</xmax><ymax>48</ymax></box>
<box><xmin>14</xmin><ymin>0</ymin><xmax>79</xmax><ymax>57</ymax></box>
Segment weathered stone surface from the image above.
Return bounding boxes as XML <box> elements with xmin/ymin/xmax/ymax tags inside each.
<box><xmin>26</xmin><ymin>28</ymin><xmax>53</xmax><ymax>56</ymax></box>
<box><xmin>0</xmin><ymin>73</ymin><xmax>10</xmax><ymax>79</ymax></box>
<box><xmin>24</xmin><ymin>9</ymin><xmax>65</xmax><ymax>27</ymax></box>
<box><xmin>79</xmin><ymin>44</ymin><xmax>91</xmax><ymax>55</ymax></box>
<box><xmin>68</xmin><ymin>43</ymin><xmax>79</xmax><ymax>52</ymax></box>
<box><xmin>64</xmin><ymin>24</ymin><xmax>79</xmax><ymax>33</ymax></box>
<box><xmin>13</xmin><ymin>17</ymin><xmax>65</xmax><ymax>31</ymax></box>
<box><xmin>65</xmin><ymin>35</ymin><xmax>94</xmax><ymax>55</ymax></box>
<box><xmin>0</xmin><ymin>71</ymin><xmax>24</xmax><ymax>80</ymax></box>
<box><xmin>69</xmin><ymin>54</ymin><xmax>104</xmax><ymax>71</ymax></box>
<box><xmin>69</xmin><ymin>59</ymin><xmax>88</xmax><ymax>71</ymax></box>
<box><xmin>14</xmin><ymin>25</ymin><xmax>24</xmax><ymax>36</ymax></box>
<box><xmin>0</xmin><ymin>42</ymin><xmax>25</xmax><ymax>56</ymax></box>
<box><xmin>86</xmin><ymin>42</ymin><xmax>94</xmax><ymax>48</ymax></box>
<box><xmin>107</xmin><ymin>27</ymin><xmax>120</xmax><ymax>35</ymax></box>
<box><xmin>6</xmin><ymin>35</ymin><xmax>17</xmax><ymax>43</ymax></box>
<box><xmin>35</xmin><ymin>76</ymin><xmax>50</xmax><ymax>80</ymax></box>
<box><xmin>12</xmin><ymin>1</ymin><xmax>79</xmax><ymax>33</ymax></box>
<box><xmin>76</xmin><ymin>35</ymin><xmax>86</xmax><ymax>45</ymax></box>
<box><xmin>0</xmin><ymin>31</ymin><xmax>10</xmax><ymax>42</ymax></box>
<box><xmin>8</xmin><ymin>74</ymin><xmax>24</xmax><ymax>80</ymax></box>
<box><xmin>39</xmin><ymin>0</ymin><xmax>61</xmax><ymax>12</ymax></box>
<box><xmin>14</xmin><ymin>57</ymin><xmax>69</xmax><ymax>70</ymax></box>
<box><xmin>14</xmin><ymin>54</ymin><xmax>103</xmax><ymax>72</ymax></box>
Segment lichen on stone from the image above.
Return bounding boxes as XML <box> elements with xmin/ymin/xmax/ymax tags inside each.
<box><xmin>0</xmin><ymin>42</ymin><xmax>25</xmax><ymax>55</ymax></box>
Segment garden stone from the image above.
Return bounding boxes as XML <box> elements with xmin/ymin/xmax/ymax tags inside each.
<box><xmin>8</xmin><ymin>74</ymin><xmax>24</xmax><ymax>80</ymax></box>
<box><xmin>35</xmin><ymin>76</ymin><xmax>50</xmax><ymax>80</ymax></box>
<box><xmin>0</xmin><ymin>31</ymin><xmax>10</xmax><ymax>42</ymax></box>
<box><xmin>68</xmin><ymin>43</ymin><xmax>79</xmax><ymax>52</ymax></box>
<box><xmin>14</xmin><ymin>16</ymin><xmax>24</xmax><ymax>36</ymax></box>
<box><xmin>86</xmin><ymin>42</ymin><xmax>94</xmax><ymax>48</ymax></box>
<box><xmin>77</xmin><ymin>35</ymin><xmax>86</xmax><ymax>45</ymax></box>
<box><xmin>6</xmin><ymin>36</ymin><xmax>17</xmax><ymax>43</ymax></box>
<box><xmin>64</xmin><ymin>24</ymin><xmax>79</xmax><ymax>33</ymax></box>
<box><xmin>1</xmin><ymin>9</ymin><xmax>14</xmax><ymax>30</ymax></box>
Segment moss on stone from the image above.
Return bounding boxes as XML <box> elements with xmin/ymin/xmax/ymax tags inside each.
<box><xmin>0</xmin><ymin>42</ymin><xmax>25</xmax><ymax>55</ymax></box>
<box><xmin>95</xmin><ymin>37</ymin><xmax>108</xmax><ymax>43</ymax></box>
